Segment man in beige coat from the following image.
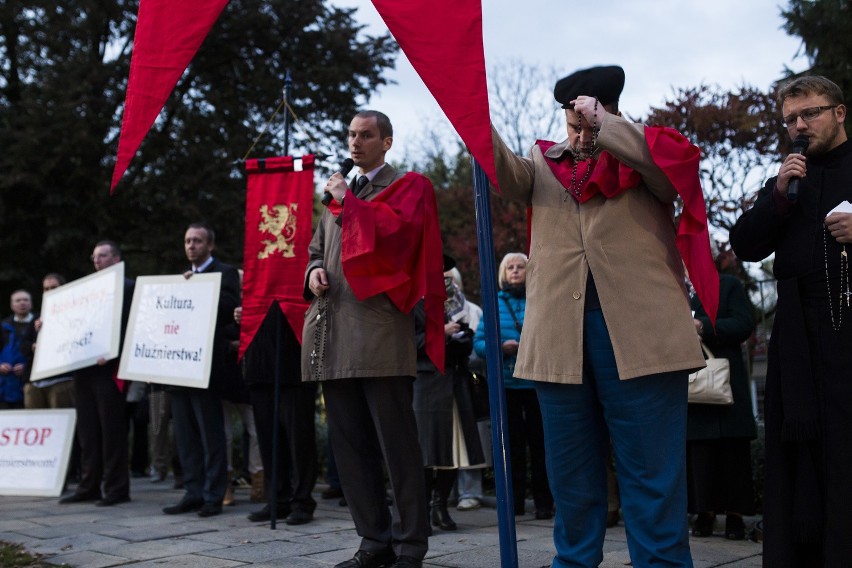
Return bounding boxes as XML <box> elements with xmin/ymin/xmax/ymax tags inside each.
<box><xmin>491</xmin><ymin>65</ymin><xmax>707</xmax><ymax>567</ymax></box>
<box><xmin>302</xmin><ymin>110</ymin><xmax>435</xmax><ymax>568</ymax></box>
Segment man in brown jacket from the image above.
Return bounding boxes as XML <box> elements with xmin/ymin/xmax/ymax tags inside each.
<box><xmin>491</xmin><ymin>66</ymin><xmax>709</xmax><ymax>567</ymax></box>
<box><xmin>303</xmin><ymin>110</ymin><xmax>443</xmax><ymax>568</ymax></box>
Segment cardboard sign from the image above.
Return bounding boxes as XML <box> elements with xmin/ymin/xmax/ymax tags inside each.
<box><xmin>118</xmin><ymin>273</ymin><xmax>220</xmax><ymax>388</ymax></box>
<box><xmin>0</xmin><ymin>409</ymin><xmax>77</xmax><ymax>496</ymax></box>
<box><xmin>31</xmin><ymin>263</ymin><xmax>125</xmax><ymax>381</ymax></box>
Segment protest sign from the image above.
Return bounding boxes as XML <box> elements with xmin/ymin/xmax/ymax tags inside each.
<box><xmin>0</xmin><ymin>409</ymin><xmax>77</xmax><ymax>496</ymax></box>
<box><xmin>118</xmin><ymin>273</ymin><xmax>220</xmax><ymax>388</ymax></box>
<box><xmin>31</xmin><ymin>263</ymin><xmax>124</xmax><ymax>381</ymax></box>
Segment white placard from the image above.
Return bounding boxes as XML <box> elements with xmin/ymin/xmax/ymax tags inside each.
<box><xmin>0</xmin><ymin>409</ymin><xmax>77</xmax><ymax>496</ymax></box>
<box><xmin>118</xmin><ymin>273</ymin><xmax>221</xmax><ymax>388</ymax></box>
<box><xmin>31</xmin><ymin>263</ymin><xmax>125</xmax><ymax>381</ymax></box>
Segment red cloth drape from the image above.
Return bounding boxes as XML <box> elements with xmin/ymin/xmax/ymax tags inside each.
<box><xmin>240</xmin><ymin>155</ymin><xmax>314</xmax><ymax>359</ymax></box>
<box><xmin>329</xmin><ymin>173</ymin><xmax>446</xmax><ymax>372</ymax></box>
<box><xmin>110</xmin><ymin>0</ymin><xmax>229</xmax><ymax>193</ymax></box>
<box><xmin>537</xmin><ymin>127</ymin><xmax>719</xmax><ymax>325</ymax></box>
<box><xmin>370</xmin><ymin>0</ymin><xmax>499</xmax><ymax>189</ymax></box>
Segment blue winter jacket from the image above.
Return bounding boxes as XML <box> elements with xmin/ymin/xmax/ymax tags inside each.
<box><xmin>473</xmin><ymin>289</ymin><xmax>533</xmax><ymax>389</ymax></box>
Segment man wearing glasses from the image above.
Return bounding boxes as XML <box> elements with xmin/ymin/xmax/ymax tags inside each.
<box><xmin>731</xmin><ymin>75</ymin><xmax>852</xmax><ymax>567</ymax></box>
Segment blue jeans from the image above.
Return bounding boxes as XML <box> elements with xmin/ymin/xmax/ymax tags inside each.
<box><xmin>534</xmin><ymin>309</ymin><xmax>693</xmax><ymax>568</ymax></box>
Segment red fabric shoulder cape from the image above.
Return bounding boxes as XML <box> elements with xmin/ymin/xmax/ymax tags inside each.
<box><xmin>537</xmin><ymin>126</ymin><xmax>719</xmax><ymax>325</ymax></box>
<box><xmin>328</xmin><ymin>172</ymin><xmax>446</xmax><ymax>372</ymax></box>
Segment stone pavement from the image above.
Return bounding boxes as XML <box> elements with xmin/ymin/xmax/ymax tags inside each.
<box><xmin>0</xmin><ymin>479</ymin><xmax>763</xmax><ymax>567</ymax></box>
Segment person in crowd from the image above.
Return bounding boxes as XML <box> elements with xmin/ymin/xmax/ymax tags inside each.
<box><xmin>59</xmin><ymin>241</ymin><xmax>133</xmax><ymax>506</ymax></box>
<box><xmin>302</xmin><ymin>110</ymin><xmax>444</xmax><ymax>568</ymax></box>
<box><xmin>162</xmin><ymin>223</ymin><xmax>240</xmax><ymax>518</ymax></box>
<box><xmin>238</xmin><ymin>303</ymin><xmax>317</xmax><ymax>525</ymax></box>
<box><xmin>687</xmin><ymin>242</ymin><xmax>757</xmax><ymax>540</ymax></box>
<box><xmin>0</xmin><ymin>290</ymin><xmax>36</xmax><ymax>409</ymax></box>
<box><xmin>125</xmin><ymin>381</ymin><xmax>149</xmax><ymax>479</ymax></box>
<box><xmin>413</xmin><ymin>255</ymin><xmax>486</xmax><ymax>532</ymax></box>
<box><xmin>449</xmin><ymin>267</ymin><xmax>489</xmax><ymax>513</ymax></box>
<box><xmin>27</xmin><ymin>275</ymin><xmax>75</xmax><ymax>410</ymax></box>
<box><xmin>730</xmin><ymin>74</ymin><xmax>852</xmax><ymax>566</ymax></box>
<box><xmin>473</xmin><ymin>252</ymin><xmax>553</xmax><ymax>520</ymax></box>
<box><xmin>490</xmin><ymin>65</ymin><xmax>712</xmax><ymax>567</ymax></box>
<box><xmin>147</xmin><ymin>382</ymin><xmax>183</xmax><ymax>487</ymax></box>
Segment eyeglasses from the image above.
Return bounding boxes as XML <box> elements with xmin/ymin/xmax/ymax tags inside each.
<box><xmin>781</xmin><ymin>105</ymin><xmax>839</xmax><ymax>127</ymax></box>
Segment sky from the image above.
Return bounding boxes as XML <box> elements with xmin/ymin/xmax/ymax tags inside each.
<box><xmin>332</xmin><ymin>0</ymin><xmax>809</xmax><ymax>158</ymax></box>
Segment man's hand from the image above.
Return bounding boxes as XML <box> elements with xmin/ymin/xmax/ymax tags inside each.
<box><xmin>775</xmin><ymin>152</ymin><xmax>807</xmax><ymax>197</ymax></box>
<box><xmin>0</xmin><ymin>362</ymin><xmax>11</xmax><ymax>375</ymax></box>
<box><xmin>826</xmin><ymin>212</ymin><xmax>852</xmax><ymax>244</ymax></box>
<box><xmin>183</xmin><ymin>270</ymin><xmax>194</xmax><ymax>280</ymax></box>
<box><xmin>12</xmin><ymin>363</ymin><xmax>25</xmax><ymax>376</ymax></box>
<box><xmin>571</xmin><ymin>96</ymin><xmax>606</xmax><ymax>129</ymax></box>
<box><xmin>309</xmin><ymin>268</ymin><xmax>330</xmax><ymax>296</ymax></box>
<box><xmin>444</xmin><ymin>322</ymin><xmax>461</xmax><ymax>337</ymax></box>
<box><xmin>324</xmin><ymin>172</ymin><xmax>349</xmax><ymax>204</ymax></box>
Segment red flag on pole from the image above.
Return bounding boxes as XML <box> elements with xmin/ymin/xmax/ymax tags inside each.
<box><xmin>370</xmin><ymin>0</ymin><xmax>499</xmax><ymax>188</ymax></box>
<box><xmin>110</xmin><ymin>0</ymin><xmax>229</xmax><ymax>193</ymax></box>
<box><xmin>240</xmin><ymin>155</ymin><xmax>314</xmax><ymax>359</ymax></box>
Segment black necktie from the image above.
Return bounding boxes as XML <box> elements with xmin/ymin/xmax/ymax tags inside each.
<box><xmin>355</xmin><ymin>175</ymin><xmax>369</xmax><ymax>196</ymax></box>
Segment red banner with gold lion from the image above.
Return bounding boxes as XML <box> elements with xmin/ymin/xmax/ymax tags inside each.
<box><xmin>240</xmin><ymin>155</ymin><xmax>314</xmax><ymax>359</ymax></box>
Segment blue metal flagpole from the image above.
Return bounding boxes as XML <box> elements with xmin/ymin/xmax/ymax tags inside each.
<box><xmin>471</xmin><ymin>157</ymin><xmax>518</xmax><ymax>567</ymax></box>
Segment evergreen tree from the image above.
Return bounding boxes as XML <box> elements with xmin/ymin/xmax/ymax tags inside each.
<box><xmin>0</xmin><ymin>0</ymin><xmax>397</xmax><ymax>302</ymax></box>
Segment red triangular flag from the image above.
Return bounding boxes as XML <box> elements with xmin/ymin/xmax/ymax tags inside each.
<box><xmin>370</xmin><ymin>0</ymin><xmax>499</xmax><ymax>188</ymax></box>
<box><xmin>110</xmin><ymin>0</ymin><xmax>229</xmax><ymax>193</ymax></box>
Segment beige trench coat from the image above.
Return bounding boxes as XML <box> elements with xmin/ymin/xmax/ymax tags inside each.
<box><xmin>301</xmin><ymin>164</ymin><xmax>417</xmax><ymax>382</ymax></box>
<box><xmin>492</xmin><ymin>113</ymin><xmax>705</xmax><ymax>383</ymax></box>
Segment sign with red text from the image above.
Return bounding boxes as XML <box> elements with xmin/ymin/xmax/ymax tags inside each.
<box><xmin>0</xmin><ymin>409</ymin><xmax>77</xmax><ymax>496</ymax></box>
<box><xmin>31</xmin><ymin>263</ymin><xmax>125</xmax><ymax>381</ymax></box>
<box><xmin>118</xmin><ymin>273</ymin><xmax>220</xmax><ymax>388</ymax></box>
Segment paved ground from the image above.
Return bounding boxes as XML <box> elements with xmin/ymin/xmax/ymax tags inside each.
<box><xmin>0</xmin><ymin>478</ymin><xmax>763</xmax><ymax>567</ymax></box>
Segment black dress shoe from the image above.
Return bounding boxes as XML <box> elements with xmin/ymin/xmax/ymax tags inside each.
<box><xmin>162</xmin><ymin>497</ymin><xmax>204</xmax><ymax>515</ymax></box>
<box><xmin>96</xmin><ymin>495</ymin><xmax>131</xmax><ymax>507</ymax></box>
<box><xmin>246</xmin><ymin>503</ymin><xmax>290</xmax><ymax>522</ymax></box>
<box><xmin>692</xmin><ymin>512</ymin><xmax>715</xmax><ymax>537</ymax></box>
<box><xmin>284</xmin><ymin>509</ymin><xmax>313</xmax><ymax>525</ymax></box>
<box><xmin>334</xmin><ymin>548</ymin><xmax>395</xmax><ymax>568</ymax></box>
<box><xmin>390</xmin><ymin>556</ymin><xmax>422</xmax><ymax>568</ymax></box>
<box><xmin>321</xmin><ymin>486</ymin><xmax>344</xmax><ymax>499</ymax></box>
<box><xmin>197</xmin><ymin>503</ymin><xmax>222</xmax><ymax>517</ymax></box>
<box><xmin>725</xmin><ymin>514</ymin><xmax>746</xmax><ymax>540</ymax></box>
<box><xmin>59</xmin><ymin>492</ymin><xmax>100</xmax><ymax>504</ymax></box>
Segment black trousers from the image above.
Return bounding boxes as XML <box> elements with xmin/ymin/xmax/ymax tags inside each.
<box><xmin>323</xmin><ymin>376</ymin><xmax>428</xmax><ymax>560</ymax></box>
<box><xmin>506</xmin><ymin>388</ymin><xmax>553</xmax><ymax>513</ymax></box>
<box><xmin>249</xmin><ymin>382</ymin><xmax>318</xmax><ymax>513</ymax></box>
<box><xmin>73</xmin><ymin>373</ymin><xmax>129</xmax><ymax>500</ymax></box>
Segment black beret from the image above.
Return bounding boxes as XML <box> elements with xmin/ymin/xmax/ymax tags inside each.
<box><xmin>553</xmin><ymin>65</ymin><xmax>625</xmax><ymax>109</ymax></box>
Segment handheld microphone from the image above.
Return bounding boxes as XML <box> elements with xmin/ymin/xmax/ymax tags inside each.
<box><xmin>787</xmin><ymin>134</ymin><xmax>810</xmax><ymax>202</ymax></box>
<box><xmin>322</xmin><ymin>158</ymin><xmax>355</xmax><ymax>206</ymax></box>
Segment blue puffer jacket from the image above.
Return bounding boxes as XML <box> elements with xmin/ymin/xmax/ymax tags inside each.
<box><xmin>473</xmin><ymin>288</ymin><xmax>532</xmax><ymax>389</ymax></box>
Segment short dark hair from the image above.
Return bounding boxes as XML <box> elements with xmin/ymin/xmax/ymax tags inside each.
<box><xmin>43</xmin><ymin>273</ymin><xmax>67</xmax><ymax>285</ymax></box>
<box><xmin>354</xmin><ymin>110</ymin><xmax>393</xmax><ymax>138</ymax></box>
<box><xmin>11</xmin><ymin>289</ymin><xmax>31</xmax><ymax>301</ymax></box>
<box><xmin>777</xmin><ymin>75</ymin><xmax>844</xmax><ymax>107</ymax></box>
<box><xmin>187</xmin><ymin>222</ymin><xmax>215</xmax><ymax>244</ymax></box>
<box><xmin>95</xmin><ymin>240</ymin><xmax>122</xmax><ymax>259</ymax></box>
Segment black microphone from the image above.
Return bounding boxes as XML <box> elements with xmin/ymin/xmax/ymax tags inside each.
<box><xmin>787</xmin><ymin>134</ymin><xmax>810</xmax><ymax>202</ymax></box>
<box><xmin>322</xmin><ymin>158</ymin><xmax>355</xmax><ymax>206</ymax></box>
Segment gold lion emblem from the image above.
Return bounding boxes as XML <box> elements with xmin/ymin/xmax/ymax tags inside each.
<box><xmin>257</xmin><ymin>203</ymin><xmax>299</xmax><ymax>259</ymax></box>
